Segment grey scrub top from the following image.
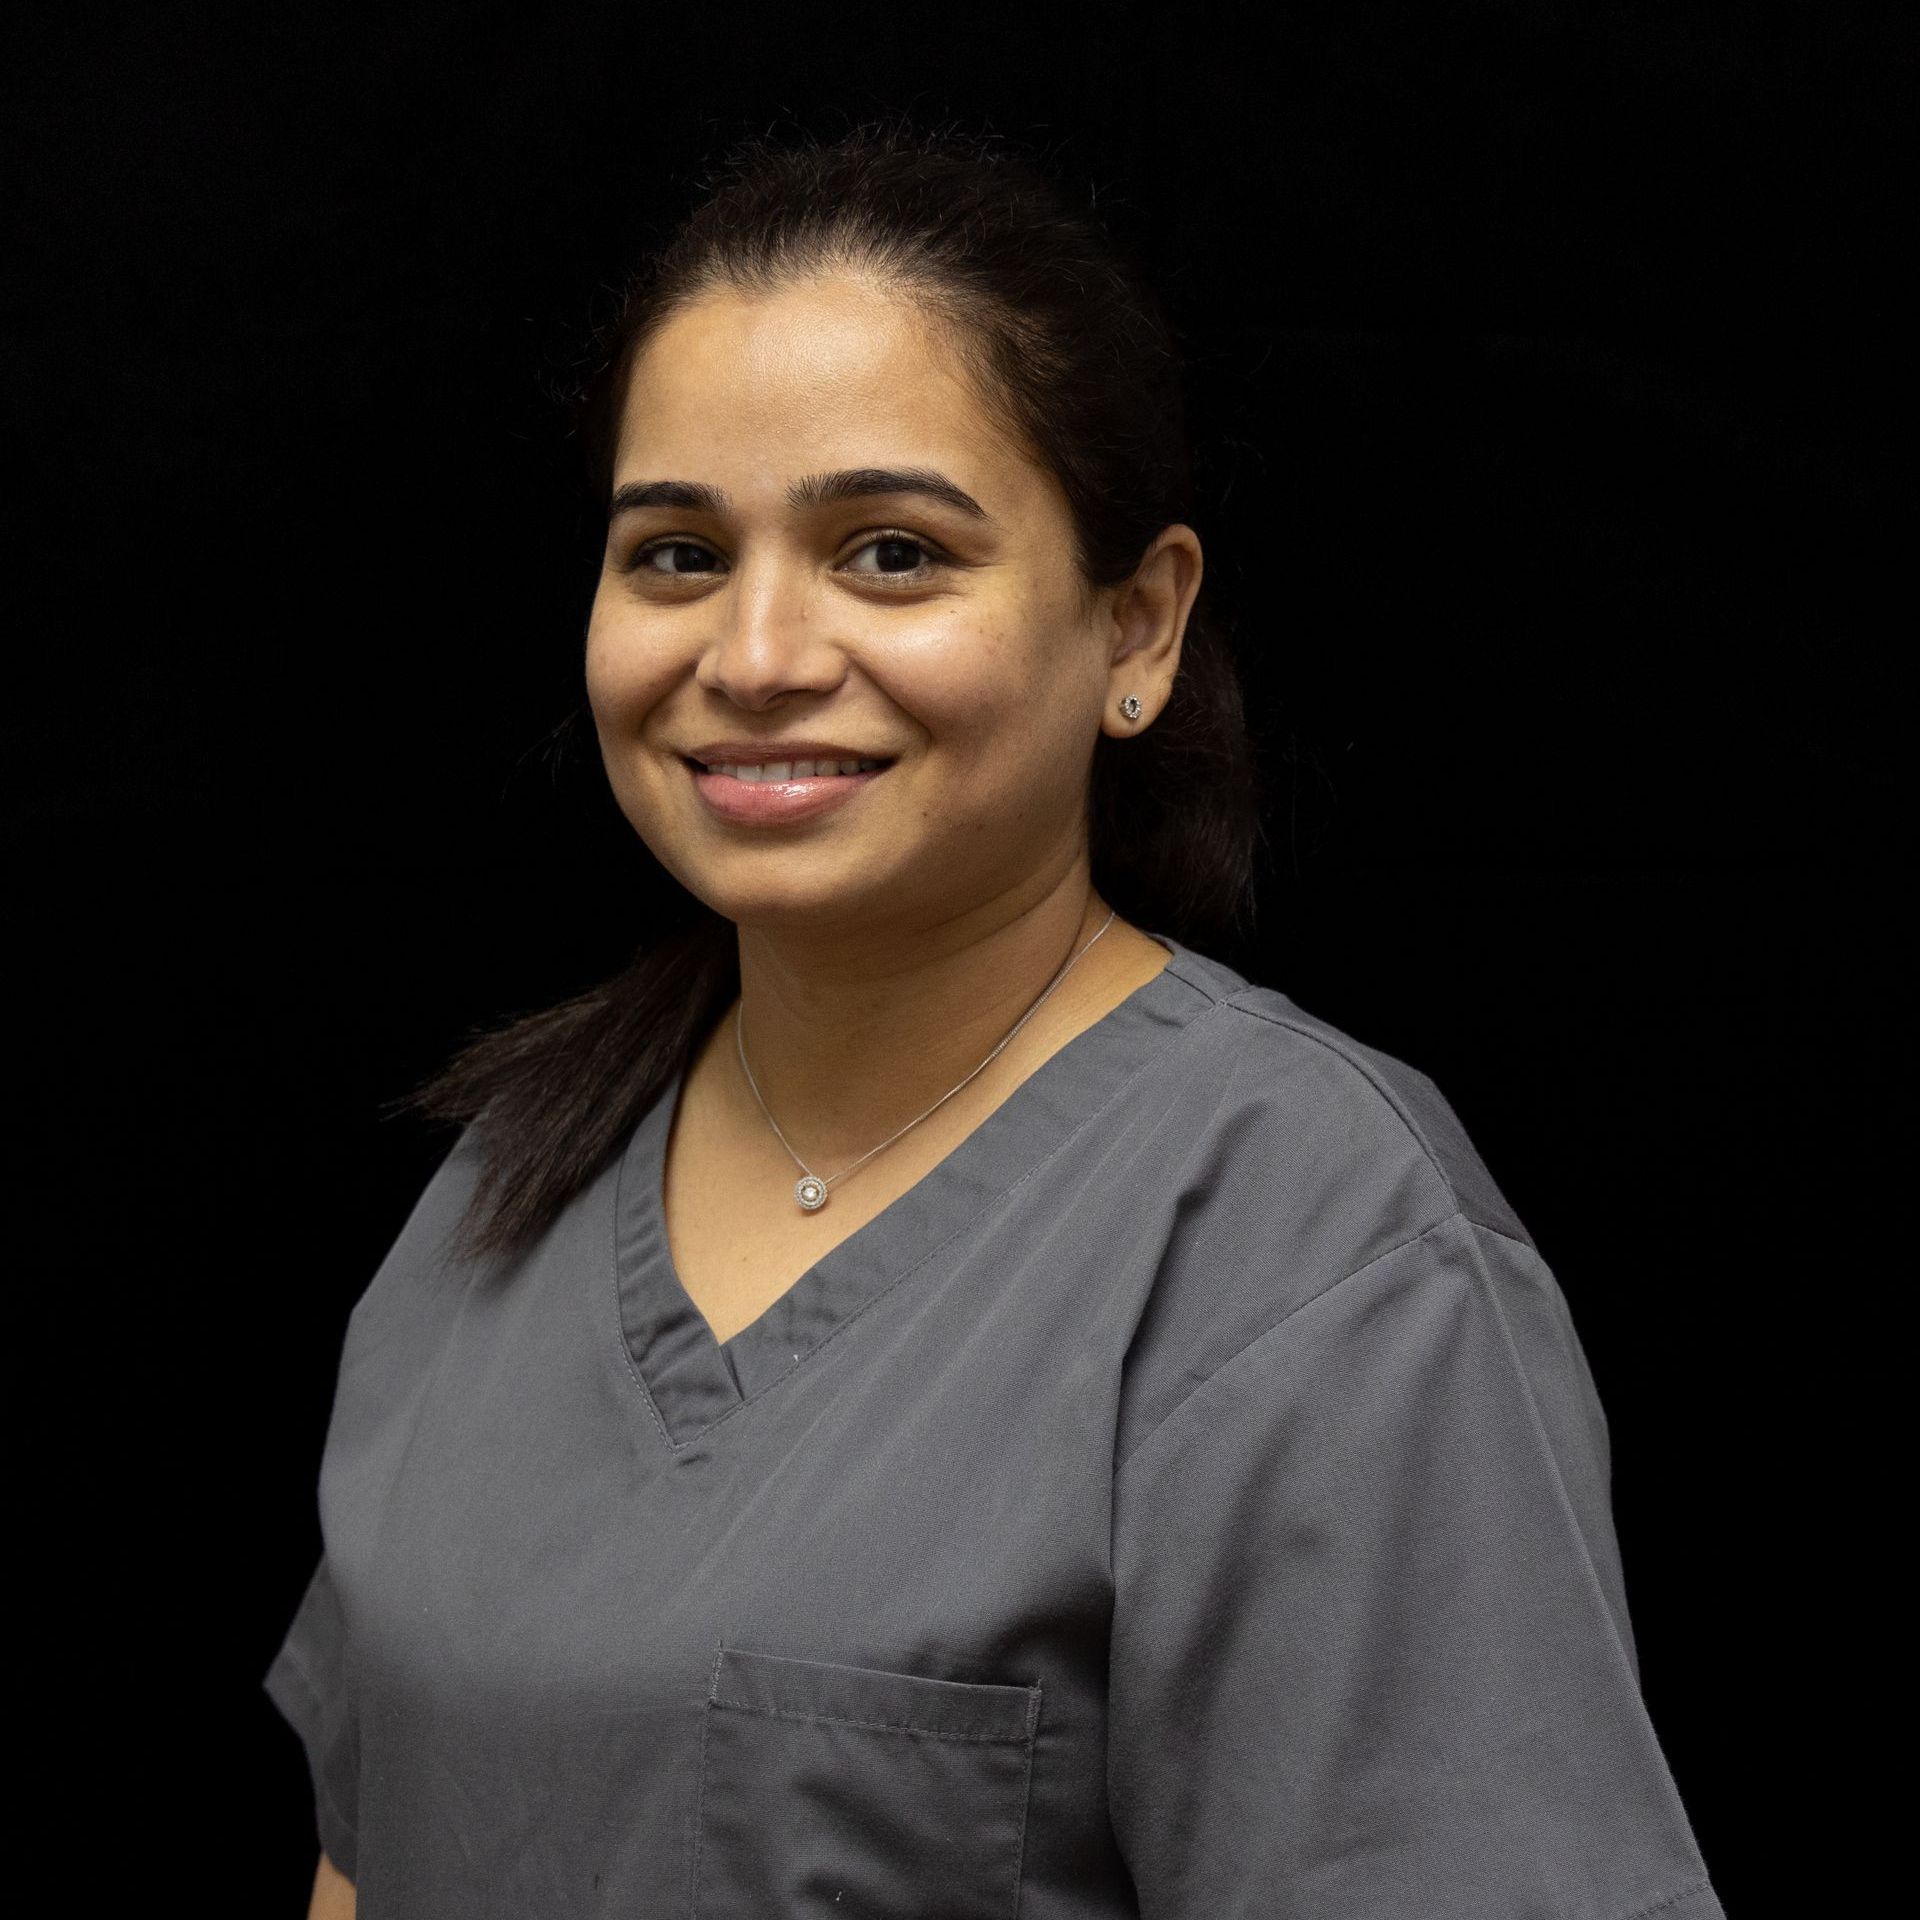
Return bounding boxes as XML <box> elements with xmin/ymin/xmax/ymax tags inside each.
<box><xmin>264</xmin><ymin>933</ymin><xmax>1725</xmax><ymax>1919</ymax></box>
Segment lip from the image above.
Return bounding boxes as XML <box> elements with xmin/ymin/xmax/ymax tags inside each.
<box><xmin>688</xmin><ymin>759</ymin><xmax>891</xmax><ymax>826</ymax></box>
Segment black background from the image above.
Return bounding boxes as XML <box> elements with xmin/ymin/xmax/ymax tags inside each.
<box><xmin>10</xmin><ymin>2</ymin><xmax>1906</xmax><ymax>1910</ymax></box>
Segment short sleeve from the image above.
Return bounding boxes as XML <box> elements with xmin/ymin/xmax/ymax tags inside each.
<box><xmin>263</xmin><ymin>1552</ymin><xmax>360</xmax><ymax>1883</ymax></box>
<box><xmin>1106</xmin><ymin>1212</ymin><xmax>1723</xmax><ymax>1920</ymax></box>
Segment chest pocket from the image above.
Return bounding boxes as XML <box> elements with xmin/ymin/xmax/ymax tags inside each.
<box><xmin>691</xmin><ymin>1641</ymin><xmax>1042</xmax><ymax>1918</ymax></box>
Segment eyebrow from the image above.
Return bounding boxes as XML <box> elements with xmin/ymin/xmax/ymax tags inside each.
<box><xmin>606</xmin><ymin>466</ymin><xmax>991</xmax><ymax>523</ymax></box>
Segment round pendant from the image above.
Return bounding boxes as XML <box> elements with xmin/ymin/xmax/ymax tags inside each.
<box><xmin>795</xmin><ymin>1174</ymin><xmax>829</xmax><ymax>1212</ymax></box>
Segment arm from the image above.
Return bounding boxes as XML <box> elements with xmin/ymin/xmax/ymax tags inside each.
<box><xmin>1106</xmin><ymin>1213</ymin><xmax>1722</xmax><ymax>1916</ymax></box>
<box><xmin>306</xmin><ymin>1849</ymin><xmax>355</xmax><ymax>1920</ymax></box>
<box><xmin>264</xmin><ymin>1555</ymin><xmax>363</xmax><ymax>1903</ymax></box>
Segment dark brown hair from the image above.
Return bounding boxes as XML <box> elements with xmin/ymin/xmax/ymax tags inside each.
<box><xmin>401</xmin><ymin>118</ymin><xmax>1268</xmax><ymax>1263</ymax></box>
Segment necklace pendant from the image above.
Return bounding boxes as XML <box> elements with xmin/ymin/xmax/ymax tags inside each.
<box><xmin>794</xmin><ymin>1175</ymin><xmax>829</xmax><ymax>1212</ymax></box>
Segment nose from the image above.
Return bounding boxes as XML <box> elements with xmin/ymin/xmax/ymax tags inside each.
<box><xmin>693</xmin><ymin>549</ymin><xmax>847</xmax><ymax>710</ymax></box>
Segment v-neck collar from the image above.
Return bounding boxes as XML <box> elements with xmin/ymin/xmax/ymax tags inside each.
<box><xmin>609</xmin><ymin>931</ymin><xmax>1244</xmax><ymax>1447</ymax></box>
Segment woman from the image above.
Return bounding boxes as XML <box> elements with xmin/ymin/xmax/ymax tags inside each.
<box><xmin>266</xmin><ymin>123</ymin><xmax>1724</xmax><ymax>1918</ymax></box>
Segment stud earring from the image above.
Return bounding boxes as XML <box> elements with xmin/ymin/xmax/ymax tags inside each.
<box><xmin>1119</xmin><ymin>695</ymin><xmax>1142</xmax><ymax>721</ymax></box>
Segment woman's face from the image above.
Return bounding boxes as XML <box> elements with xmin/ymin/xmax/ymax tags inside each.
<box><xmin>585</xmin><ymin>271</ymin><xmax>1158</xmax><ymax>942</ymax></box>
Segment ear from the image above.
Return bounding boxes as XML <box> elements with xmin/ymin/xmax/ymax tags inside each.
<box><xmin>1101</xmin><ymin>524</ymin><xmax>1204</xmax><ymax>737</ymax></box>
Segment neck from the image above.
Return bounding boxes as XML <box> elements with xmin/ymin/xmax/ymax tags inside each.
<box><xmin>716</xmin><ymin>869</ymin><xmax>1142</xmax><ymax>1168</ymax></box>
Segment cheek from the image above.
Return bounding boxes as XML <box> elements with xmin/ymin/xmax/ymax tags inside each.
<box><xmin>880</xmin><ymin>643</ymin><xmax>1026</xmax><ymax>767</ymax></box>
<box><xmin>584</xmin><ymin>598</ymin><xmax>666</xmax><ymax>728</ymax></box>
<box><xmin>935</xmin><ymin>608</ymin><xmax>1099</xmax><ymax>760</ymax></box>
<box><xmin>894</xmin><ymin>595</ymin><xmax>1079</xmax><ymax>730</ymax></box>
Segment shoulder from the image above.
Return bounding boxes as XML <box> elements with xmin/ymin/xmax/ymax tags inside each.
<box><xmin>1155</xmin><ymin>940</ymin><xmax>1530</xmax><ymax>1247</ymax></box>
<box><xmin>1215</xmin><ymin>984</ymin><xmax>1530</xmax><ymax>1244</ymax></box>
<box><xmin>1116</xmin><ymin>942</ymin><xmax>1541</xmax><ymax>1454</ymax></box>
<box><xmin>336</xmin><ymin>1124</ymin><xmax>490</xmax><ymax>1367</ymax></box>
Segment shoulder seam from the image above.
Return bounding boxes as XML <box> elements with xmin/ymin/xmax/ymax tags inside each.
<box><xmin>1217</xmin><ymin>993</ymin><xmax>1515</xmax><ymax>1238</ymax></box>
<box><xmin>1113</xmin><ymin>1208</ymin><xmax>1467</xmax><ymax>1477</ymax></box>
<box><xmin>1472</xmin><ymin>1218</ymin><xmax>1539</xmax><ymax>1258</ymax></box>
<box><xmin>1158</xmin><ymin>948</ymin><xmax>1233</xmax><ymax>1010</ymax></box>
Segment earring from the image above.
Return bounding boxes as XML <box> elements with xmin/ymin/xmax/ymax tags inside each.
<box><xmin>1119</xmin><ymin>695</ymin><xmax>1142</xmax><ymax>721</ymax></box>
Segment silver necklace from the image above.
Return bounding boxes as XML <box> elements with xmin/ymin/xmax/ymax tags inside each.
<box><xmin>735</xmin><ymin>906</ymin><xmax>1119</xmax><ymax>1212</ymax></box>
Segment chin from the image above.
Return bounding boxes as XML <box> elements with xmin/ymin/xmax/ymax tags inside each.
<box><xmin>705</xmin><ymin>866</ymin><xmax>917</xmax><ymax>929</ymax></box>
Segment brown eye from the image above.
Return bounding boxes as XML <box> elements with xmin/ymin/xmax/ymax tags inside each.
<box><xmin>634</xmin><ymin>540</ymin><xmax>722</xmax><ymax>575</ymax></box>
<box><xmin>842</xmin><ymin>532</ymin><xmax>943</xmax><ymax>581</ymax></box>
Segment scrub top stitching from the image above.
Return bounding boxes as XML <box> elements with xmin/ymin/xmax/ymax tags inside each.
<box><xmin>611</xmin><ymin>989</ymin><xmax>1238</xmax><ymax>1452</ymax></box>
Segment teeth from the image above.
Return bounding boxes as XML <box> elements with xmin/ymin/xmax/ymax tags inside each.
<box><xmin>703</xmin><ymin>757</ymin><xmax>887</xmax><ymax>781</ymax></box>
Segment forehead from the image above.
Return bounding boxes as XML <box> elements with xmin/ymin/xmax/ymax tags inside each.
<box><xmin>612</xmin><ymin>273</ymin><xmax>1038</xmax><ymax>495</ymax></box>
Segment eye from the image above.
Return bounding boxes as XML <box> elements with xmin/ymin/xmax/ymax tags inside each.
<box><xmin>628</xmin><ymin>538</ymin><xmax>724</xmax><ymax>576</ymax></box>
<box><xmin>840</xmin><ymin>531</ymin><xmax>945</xmax><ymax>583</ymax></box>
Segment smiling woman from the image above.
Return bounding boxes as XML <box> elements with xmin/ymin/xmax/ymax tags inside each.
<box><xmin>582</xmin><ymin>264</ymin><xmax>1206</xmax><ymax>987</ymax></box>
<box><xmin>262</xmin><ymin>119</ymin><xmax>1724</xmax><ymax>1919</ymax></box>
